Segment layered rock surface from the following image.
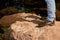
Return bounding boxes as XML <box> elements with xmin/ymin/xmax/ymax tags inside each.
<box><xmin>3</xmin><ymin>13</ymin><xmax>60</xmax><ymax>40</ymax></box>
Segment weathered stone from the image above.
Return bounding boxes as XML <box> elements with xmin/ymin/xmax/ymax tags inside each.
<box><xmin>7</xmin><ymin>20</ymin><xmax>60</xmax><ymax>40</ymax></box>
<box><xmin>6</xmin><ymin>13</ymin><xmax>60</xmax><ymax>40</ymax></box>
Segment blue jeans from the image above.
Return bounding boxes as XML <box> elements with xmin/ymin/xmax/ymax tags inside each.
<box><xmin>45</xmin><ymin>0</ymin><xmax>56</xmax><ymax>22</ymax></box>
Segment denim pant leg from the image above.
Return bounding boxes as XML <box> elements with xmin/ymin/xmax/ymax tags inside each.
<box><xmin>45</xmin><ymin>0</ymin><xmax>56</xmax><ymax>22</ymax></box>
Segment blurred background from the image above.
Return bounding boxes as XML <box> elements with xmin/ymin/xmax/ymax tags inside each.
<box><xmin>0</xmin><ymin>0</ymin><xmax>60</xmax><ymax>9</ymax></box>
<box><xmin>0</xmin><ymin>0</ymin><xmax>60</xmax><ymax>11</ymax></box>
<box><xmin>0</xmin><ymin>0</ymin><xmax>60</xmax><ymax>18</ymax></box>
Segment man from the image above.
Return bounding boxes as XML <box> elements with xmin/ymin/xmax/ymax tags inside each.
<box><xmin>44</xmin><ymin>0</ymin><xmax>56</xmax><ymax>26</ymax></box>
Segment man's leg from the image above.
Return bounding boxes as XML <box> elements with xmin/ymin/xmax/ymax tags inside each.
<box><xmin>44</xmin><ymin>0</ymin><xmax>56</xmax><ymax>26</ymax></box>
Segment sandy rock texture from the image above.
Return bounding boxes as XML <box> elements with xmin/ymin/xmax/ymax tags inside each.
<box><xmin>5</xmin><ymin>13</ymin><xmax>60</xmax><ymax>40</ymax></box>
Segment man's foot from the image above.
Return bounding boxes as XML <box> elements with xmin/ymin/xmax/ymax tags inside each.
<box><xmin>44</xmin><ymin>19</ymin><xmax>55</xmax><ymax>26</ymax></box>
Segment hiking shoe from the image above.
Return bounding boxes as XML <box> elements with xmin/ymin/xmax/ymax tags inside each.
<box><xmin>44</xmin><ymin>19</ymin><xmax>55</xmax><ymax>26</ymax></box>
